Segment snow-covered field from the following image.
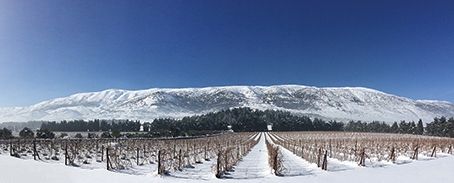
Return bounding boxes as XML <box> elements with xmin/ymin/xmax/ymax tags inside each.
<box><xmin>1</xmin><ymin>133</ymin><xmax>454</xmax><ymax>183</ymax></box>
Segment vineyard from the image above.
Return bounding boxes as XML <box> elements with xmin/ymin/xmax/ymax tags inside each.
<box><xmin>0</xmin><ymin>132</ymin><xmax>453</xmax><ymax>180</ymax></box>
<box><xmin>267</xmin><ymin>132</ymin><xmax>454</xmax><ymax>175</ymax></box>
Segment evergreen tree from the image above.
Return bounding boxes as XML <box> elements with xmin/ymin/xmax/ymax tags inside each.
<box><xmin>448</xmin><ymin>117</ymin><xmax>454</xmax><ymax>138</ymax></box>
<box><xmin>399</xmin><ymin>121</ymin><xmax>410</xmax><ymax>134</ymax></box>
<box><xmin>36</xmin><ymin>129</ymin><xmax>55</xmax><ymax>139</ymax></box>
<box><xmin>19</xmin><ymin>127</ymin><xmax>35</xmax><ymax>138</ymax></box>
<box><xmin>409</xmin><ymin>121</ymin><xmax>417</xmax><ymax>134</ymax></box>
<box><xmin>425</xmin><ymin>117</ymin><xmax>454</xmax><ymax>137</ymax></box>
<box><xmin>0</xmin><ymin>128</ymin><xmax>13</xmax><ymax>139</ymax></box>
<box><xmin>416</xmin><ymin>119</ymin><xmax>424</xmax><ymax>135</ymax></box>
<box><xmin>391</xmin><ymin>122</ymin><xmax>399</xmax><ymax>133</ymax></box>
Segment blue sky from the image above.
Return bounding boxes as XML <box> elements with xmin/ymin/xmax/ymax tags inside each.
<box><xmin>0</xmin><ymin>0</ymin><xmax>454</xmax><ymax>107</ymax></box>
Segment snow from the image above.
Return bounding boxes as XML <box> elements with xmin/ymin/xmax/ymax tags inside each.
<box><xmin>225</xmin><ymin>133</ymin><xmax>273</xmax><ymax>179</ymax></box>
<box><xmin>1</xmin><ymin>146</ymin><xmax>454</xmax><ymax>183</ymax></box>
<box><xmin>267</xmin><ymin>132</ymin><xmax>355</xmax><ymax>175</ymax></box>
<box><xmin>325</xmin><ymin>157</ymin><xmax>358</xmax><ymax>171</ymax></box>
<box><xmin>275</xmin><ymin>142</ymin><xmax>322</xmax><ymax>176</ymax></box>
<box><xmin>170</xmin><ymin>159</ymin><xmax>217</xmax><ymax>180</ymax></box>
<box><xmin>0</xmin><ymin>155</ymin><xmax>165</xmax><ymax>183</ymax></box>
<box><xmin>1</xmin><ymin>85</ymin><xmax>453</xmax><ymax>123</ymax></box>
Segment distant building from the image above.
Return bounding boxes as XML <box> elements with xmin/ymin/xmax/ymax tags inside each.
<box><xmin>227</xmin><ymin>125</ymin><xmax>234</xmax><ymax>132</ymax></box>
<box><xmin>267</xmin><ymin>124</ymin><xmax>273</xmax><ymax>131</ymax></box>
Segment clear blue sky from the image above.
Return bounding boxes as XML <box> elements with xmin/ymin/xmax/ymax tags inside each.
<box><xmin>1</xmin><ymin>0</ymin><xmax>454</xmax><ymax>107</ymax></box>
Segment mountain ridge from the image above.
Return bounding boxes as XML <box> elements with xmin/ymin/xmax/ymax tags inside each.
<box><xmin>1</xmin><ymin>85</ymin><xmax>453</xmax><ymax>123</ymax></box>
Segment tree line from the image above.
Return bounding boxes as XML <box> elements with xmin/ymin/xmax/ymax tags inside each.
<box><xmin>426</xmin><ymin>117</ymin><xmax>454</xmax><ymax>137</ymax></box>
<box><xmin>36</xmin><ymin>108</ymin><xmax>454</xmax><ymax>138</ymax></box>
<box><xmin>1</xmin><ymin>107</ymin><xmax>453</xmax><ymax>139</ymax></box>
<box><xmin>345</xmin><ymin>117</ymin><xmax>454</xmax><ymax>138</ymax></box>
<box><xmin>149</xmin><ymin>108</ymin><xmax>453</xmax><ymax>137</ymax></box>
<box><xmin>149</xmin><ymin>108</ymin><xmax>345</xmax><ymax>136</ymax></box>
<box><xmin>344</xmin><ymin>120</ymin><xmax>425</xmax><ymax>135</ymax></box>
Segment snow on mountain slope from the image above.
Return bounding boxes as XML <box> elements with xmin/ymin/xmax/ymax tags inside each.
<box><xmin>0</xmin><ymin>85</ymin><xmax>453</xmax><ymax>123</ymax></box>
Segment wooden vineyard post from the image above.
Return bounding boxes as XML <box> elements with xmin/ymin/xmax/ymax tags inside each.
<box><xmin>173</xmin><ymin>144</ymin><xmax>176</xmax><ymax>159</ymax></box>
<box><xmin>204</xmin><ymin>145</ymin><xmax>208</xmax><ymax>161</ymax></box>
<box><xmin>33</xmin><ymin>139</ymin><xmax>37</xmax><ymax>160</ymax></box>
<box><xmin>9</xmin><ymin>140</ymin><xmax>13</xmax><ymax>156</ymax></box>
<box><xmin>317</xmin><ymin>148</ymin><xmax>322</xmax><ymax>167</ymax></box>
<box><xmin>157</xmin><ymin>150</ymin><xmax>164</xmax><ymax>175</ymax></box>
<box><xmin>106</xmin><ymin>147</ymin><xmax>111</xmax><ymax>170</ymax></box>
<box><xmin>136</xmin><ymin>148</ymin><xmax>140</xmax><ymax>166</ymax></box>
<box><xmin>431</xmin><ymin>146</ymin><xmax>437</xmax><ymax>157</ymax></box>
<box><xmin>389</xmin><ymin>146</ymin><xmax>396</xmax><ymax>163</ymax></box>
<box><xmin>17</xmin><ymin>139</ymin><xmax>20</xmax><ymax>154</ymax></box>
<box><xmin>322</xmin><ymin>150</ymin><xmax>328</xmax><ymax>170</ymax></box>
<box><xmin>358</xmin><ymin>148</ymin><xmax>365</xmax><ymax>166</ymax></box>
<box><xmin>101</xmin><ymin>145</ymin><xmax>104</xmax><ymax>162</ymax></box>
<box><xmin>448</xmin><ymin>145</ymin><xmax>452</xmax><ymax>154</ymax></box>
<box><xmin>65</xmin><ymin>143</ymin><xmax>68</xmax><ymax>165</ymax></box>
<box><xmin>412</xmin><ymin>145</ymin><xmax>419</xmax><ymax>160</ymax></box>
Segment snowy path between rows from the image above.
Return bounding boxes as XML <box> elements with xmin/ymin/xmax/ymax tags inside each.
<box><xmin>224</xmin><ymin>132</ymin><xmax>274</xmax><ymax>179</ymax></box>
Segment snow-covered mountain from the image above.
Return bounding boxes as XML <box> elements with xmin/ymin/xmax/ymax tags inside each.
<box><xmin>1</xmin><ymin>85</ymin><xmax>454</xmax><ymax>123</ymax></box>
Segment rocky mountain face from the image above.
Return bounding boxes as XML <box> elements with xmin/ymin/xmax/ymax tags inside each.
<box><xmin>1</xmin><ymin>85</ymin><xmax>453</xmax><ymax>123</ymax></box>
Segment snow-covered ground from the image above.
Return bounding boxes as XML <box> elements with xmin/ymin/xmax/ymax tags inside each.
<box><xmin>267</xmin><ymin>132</ymin><xmax>360</xmax><ymax>173</ymax></box>
<box><xmin>170</xmin><ymin>159</ymin><xmax>217</xmax><ymax>180</ymax></box>
<box><xmin>1</xmin><ymin>132</ymin><xmax>454</xmax><ymax>183</ymax></box>
<box><xmin>2</xmin><ymin>152</ymin><xmax>454</xmax><ymax>183</ymax></box>
<box><xmin>272</xmin><ymin>141</ymin><xmax>323</xmax><ymax>176</ymax></box>
<box><xmin>225</xmin><ymin>133</ymin><xmax>273</xmax><ymax>179</ymax></box>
